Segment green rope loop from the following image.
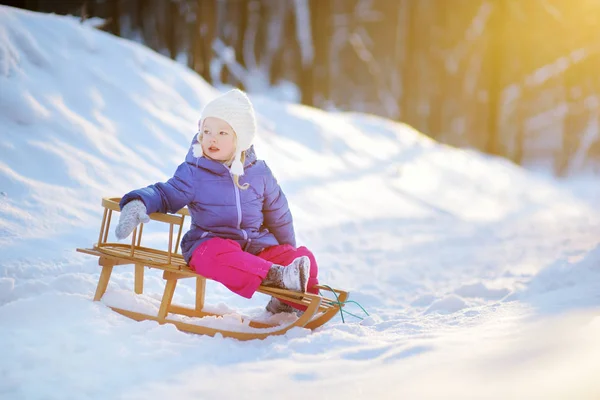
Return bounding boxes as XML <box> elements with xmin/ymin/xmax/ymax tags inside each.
<box><xmin>319</xmin><ymin>284</ymin><xmax>370</xmax><ymax>323</ymax></box>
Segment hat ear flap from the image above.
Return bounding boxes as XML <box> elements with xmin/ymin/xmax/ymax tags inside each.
<box><xmin>192</xmin><ymin>131</ymin><xmax>203</xmax><ymax>158</ymax></box>
<box><xmin>230</xmin><ymin>151</ymin><xmax>244</xmax><ymax>175</ymax></box>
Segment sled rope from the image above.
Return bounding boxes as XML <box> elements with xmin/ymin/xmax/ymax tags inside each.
<box><xmin>320</xmin><ymin>284</ymin><xmax>369</xmax><ymax>323</ymax></box>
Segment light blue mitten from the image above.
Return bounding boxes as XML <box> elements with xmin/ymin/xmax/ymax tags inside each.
<box><xmin>115</xmin><ymin>200</ymin><xmax>150</xmax><ymax>240</ymax></box>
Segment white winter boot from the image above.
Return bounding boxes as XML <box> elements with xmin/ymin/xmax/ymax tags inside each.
<box><xmin>262</xmin><ymin>256</ymin><xmax>310</xmax><ymax>293</ymax></box>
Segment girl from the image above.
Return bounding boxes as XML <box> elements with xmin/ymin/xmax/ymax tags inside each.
<box><xmin>114</xmin><ymin>89</ymin><xmax>319</xmax><ymax>314</ymax></box>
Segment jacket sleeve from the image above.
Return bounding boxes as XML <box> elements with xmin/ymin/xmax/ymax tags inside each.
<box><xmin>262</xmin><ymin>164</ymin><xmax>296</xmax><ymax>247</ymax></box>
<box><xmin>119</xmin><ymin>162</ymin><xmax>196</xmax><ymax>214</ymax></box>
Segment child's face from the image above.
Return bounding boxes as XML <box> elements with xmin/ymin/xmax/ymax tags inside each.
<box><xmin>200</xmin><ymin>117</ymin><xmax>237</xmax><ymax>161</ymax></box>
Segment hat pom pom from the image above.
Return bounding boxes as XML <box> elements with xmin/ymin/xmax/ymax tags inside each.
<box><xmin>192</xmin><ymin>143</ymin><xmax>203</xmax><ymax>158</ymax></box>
<box><xmin>230</xmin><ymin>154</ymin><xmax>244</xmax><ymax>176</ymax></box>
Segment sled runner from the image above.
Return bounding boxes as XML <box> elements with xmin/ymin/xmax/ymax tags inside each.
<box><xmin>76</xmin><ymin>197</ymin><xmax>349</xmax><ymax>340</ymax></box>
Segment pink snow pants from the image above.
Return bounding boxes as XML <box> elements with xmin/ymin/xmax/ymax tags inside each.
<box><xmin>189</xmin><ymin>238</ymin><xmax>319</xmax><ymax>309</ymax></box>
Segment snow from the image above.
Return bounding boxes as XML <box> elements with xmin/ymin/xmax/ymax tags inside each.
<box><xmin>1</xmin><ymin>5</ymin><xmax>600</xmax><ymax>399</ymax></box>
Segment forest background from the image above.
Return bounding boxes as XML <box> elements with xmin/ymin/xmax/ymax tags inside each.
<box><xmin>9</xmin><ymin>0</ymin><xmax>600</xmax><ymax>177</ymax></box>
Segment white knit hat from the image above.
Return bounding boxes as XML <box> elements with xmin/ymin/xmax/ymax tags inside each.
<box><xmin>192</xmin><ymin>89</ymin><xmax>257</xmax><ymax>175</ymax></box>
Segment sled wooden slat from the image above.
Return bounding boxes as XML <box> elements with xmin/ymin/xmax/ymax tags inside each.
<box><xmin>76</xmin><ymin>197</ymin><xmax>349</xmax><ymax>340</ymax></box>
<box><xmin>79</xmin><ymin>245</ymin><xmax>190</xmax><ymax>270</ymax></box>
<box><xmin>136</xmin><ymin>223</ymin><xmax>143</xmax><ymax>247</ymax></box>
<box><xmin>134</xmin><ymin>264</ymin><xmax>144</xmax><ymax>294</ymax></box>
<box><xmin>103</xmin><ymin>209</ymin><xmax>112</xmax><ymax>244</ymax></box>
<box><xmin>98</xmin><ymin>207</ymin><xmax>108</xmax><ymax>248</ymax></box>
<box><xmin>130</xmin><ymin>227</ymin><xmax>136</xmax><ymax>257</ymax></box>
<box><xmin>195</xmin><ymin>277</ymin><xmax>206</xmax><ymax>311</ymax></box>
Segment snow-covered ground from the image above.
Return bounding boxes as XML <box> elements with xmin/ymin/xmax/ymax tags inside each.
<box><xmin>1</xmin><ymin>6</ymin><xmax>600</xmax><ymax>400</ymax></box>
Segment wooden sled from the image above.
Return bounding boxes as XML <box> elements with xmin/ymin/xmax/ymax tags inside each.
<box><xmin>76</xmin><ymin>197</ymin><xmax>349</xmax><ymax>341</ymax></box>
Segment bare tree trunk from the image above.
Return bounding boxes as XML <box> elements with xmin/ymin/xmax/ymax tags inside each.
<box><xmin>193</xmin><ymin>0</ymin><xmax>216</xmax><ymax>83</ymax></box>
<box><xmin>558</xmin><ymin>69</ymin><xmax>580</xmax><ymax>176</ymax></box>
<box><xmin>392</xmin><ymin>0</ymin><xmax>409</xmax><ymax>120</ymax></box>
<box><xmin>190</xmin><ymin>2</ymin><xmax>201</xmax><ymax>71</ymax></box>
<box><xmin>513</xmin><ymin>3</ymin><xmax>529</xmax><ymax>166</ymax></box>
<box><xmin>165</xmin><ymin>0</ymin><xmax>178</xmax><ymax>60</ymax></box>
<box><xmin>234</xmin><ymin>0</ymin><xmax>249</xmax><ymax>71</ymax></box>
<box><xmin>109</xmin><ymin>0</ymin><xmax>120</xmax><ymax>36</ymax></box>
<box><xmin>485</xmin><ymin>0</ymin><xmax>505</xmax><ymax>156</ymax></box>
<box><xmin>557</xmin><ymin>51</ymin><xmax>595</xmax><ymax>176</ymax></box>
<box><xmin>429</xmin><ymin>1</ymin><xmax>447</xmax><ymax>139</ymax></box>
<box><xmin>243</xmin><ymin>1</ymin><xmax>260</xmax><ymax>73</ymax></box>
<box><xmin>220</xmin><ymin>0</ymin><xmax>248</xmax><ymax>88</ymax></box>
<box><xmin>262</xmin><ymin>1</ymin><xmax>288</xmax><ymax>86</ymax></box>
<box><xmin>307</xmin><ymin>0</ymin><xmax>330</xmax><ymax>107</ymax></box>
<box><xmin>401</xmin><ymin>0</ymin><xmax>417</xmax><ymax>128</ymax></box>
<box><xmin>271</xmin><ymin>3</ymin><xmax>293</xmax><ymax>86</ymax></box>
<box><xmin>135</xmin><ymin>0</ymin><xmax>145</xmax><ymax>32</ymax></box>
<box><xmin>299</xmin><ymin>56</ymin><xmax>314</xmax><ymax>106</ymax></box>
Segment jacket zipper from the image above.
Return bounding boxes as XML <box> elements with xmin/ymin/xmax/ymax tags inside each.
<box><xmin>229</xmin><ymin>172</ymin><xmax>248</xmax><ymax>242</ymax></box>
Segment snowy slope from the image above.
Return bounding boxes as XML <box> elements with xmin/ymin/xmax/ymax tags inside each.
<box><xmin>1</xmin><ymin>6</ymin><xmax>600</xmax><ymax>400</ymax></box>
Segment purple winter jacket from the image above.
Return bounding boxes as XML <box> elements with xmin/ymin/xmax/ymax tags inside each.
<box><xmin>119</xmin><ymin>136</ymin><xmax>296</xmax><ymax>263</ymax></box>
